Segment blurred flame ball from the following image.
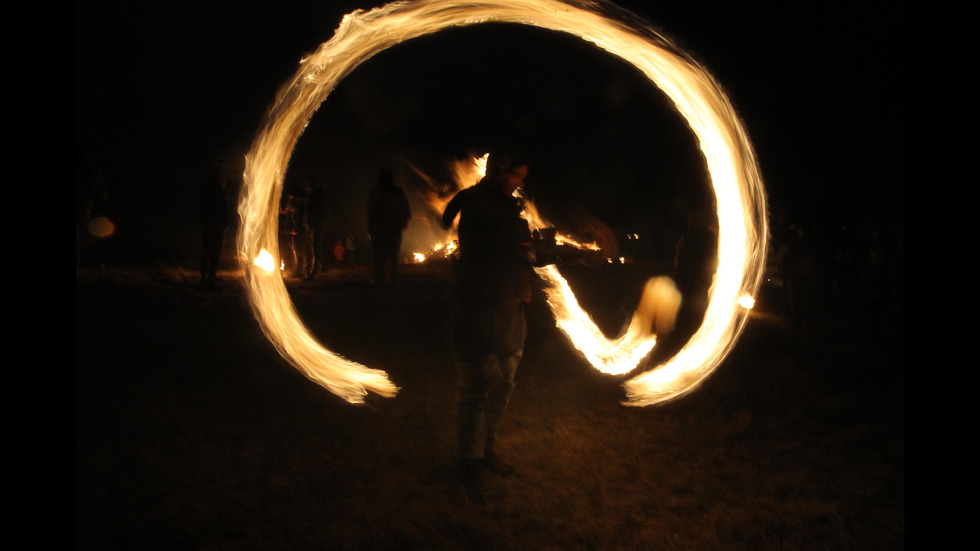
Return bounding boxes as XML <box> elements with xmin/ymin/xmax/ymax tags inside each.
<box><xmin>87</xmin><ymin>217</ymin><xmax>115</xmax><ymax>239</ymax></box>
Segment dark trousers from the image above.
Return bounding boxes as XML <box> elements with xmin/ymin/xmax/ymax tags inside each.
<box><xmin>371</xmin><ymin>231</ymin><xmax>403</xmax><ymax>284</ymax></box>
<box><xmin>454</xmin><ymin>302</ymin><xmax>526</xmax><ymax>461</ymax></box>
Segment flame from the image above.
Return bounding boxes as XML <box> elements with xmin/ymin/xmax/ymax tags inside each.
<box><xmin>253</xmin><ymin>248</ymin><xmax>277</xmax><ymax>272</ymax></box>
<box><xmin>412</xmin><ymin>152</ymin><xmax>607</xmax><ymax>263</ymax></box>
<box><xmin>407</xmin><ymin>154</ymin><xmax>484</xmax><ymax>262</ymax></box>
<box><xmin>554</xmin><ymin>233</ymin><xmax>600</xmax><ymax>252</ymax></box>
<box><xmin>237</xmin><ymin>0</ymin><xmax>767</xmax><ymax>406</ymax></box>
<box><xmin>535</xmin><ymin>266</ymin><xmax>680</xmax><ymax>375</ymax></box>
<box><xmin>737</xmin><ymin>294</ymin><xmax>755</xmax><ymax>309</ymax></box>
<box><xmin>413</xmin><ymin>237</ymin><xmax>458</xmax><ymax>262</ymax></box>
<box><xmin>407</xmin><ymin>153</ymin><xmax>487</xmax><ymax>225</ymax></box>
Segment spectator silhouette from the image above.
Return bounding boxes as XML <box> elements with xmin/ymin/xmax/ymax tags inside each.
<box><xmin>862</xmin><ymin>226</ymin><xmax>901</xmax><ymax>340</ymax></box>
<box><xmin>302</xmin><ymin>175</ymin><xmax>329</xmax><ymax>280</ymax></box>
<box><xmin>280</xmin><ymin>191</ymin><xmax>305</xmax><ymax>277</ymax></box>
<box><xmin>672</xmin><ymin>208</ymin><xmax>718</xmax><ymax>332</ymax></box>
<box><xmin>367</xmin><ymin>169</ymin><xmax>411</xmax><ymax>285</ymax></box>
<box><xmin>779</xmin><ymin>222</ymin><xmax>825</xmax><ymax>329</ymax></box>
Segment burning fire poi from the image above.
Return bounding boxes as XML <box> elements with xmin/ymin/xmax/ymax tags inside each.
<box><xmin>237</xmin><ymin>0</ymin><xmax>768</xmax><ymax>406</ymax></box>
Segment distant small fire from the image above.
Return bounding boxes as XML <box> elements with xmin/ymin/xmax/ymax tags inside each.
<box><xmin>413</xmin><ymin>238</ymin><xmax>457</xmax><ymax>262</ymax></box>
<box><xmin>237</xmin><ymin>0</ymin><xmax>767</xmax><ymax>407</ymax></box>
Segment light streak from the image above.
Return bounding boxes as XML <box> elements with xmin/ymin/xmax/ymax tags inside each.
<box><xmin>238</xmin><ymin>0</ymin><xmax>767</xmax><ymax>406</ymax></box>
<box><xmin>535</xmin><ymin>266</ymin><xmax>681</xmax><ymax>375</ymax></box>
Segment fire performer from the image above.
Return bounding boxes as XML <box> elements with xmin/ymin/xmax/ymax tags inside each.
<box><xmin>442</xmin><ymin>151</ymin><xmax>537</xmax><ymax>502</ymax></box>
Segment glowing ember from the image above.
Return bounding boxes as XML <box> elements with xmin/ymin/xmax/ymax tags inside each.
<box><xmin>87</xmin><ymin>216</ymin><xmax>115</xmax><ymax>239</ymax></box>
<box><xmin>237</xmin><ymin>0</ymin><xmax>767</xmax><ymax>406</ymax></box>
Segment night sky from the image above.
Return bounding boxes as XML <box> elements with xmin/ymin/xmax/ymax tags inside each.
<box><xmin>75</xmin><ymin>0</ymin><xmax>903</xmax><ymax>266</ymax></box>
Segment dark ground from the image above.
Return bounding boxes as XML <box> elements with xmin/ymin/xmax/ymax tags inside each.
<box><xmin>76</xmin><ymin>261</ymin><xmax>903</xmax><ymax>550</ymax></box>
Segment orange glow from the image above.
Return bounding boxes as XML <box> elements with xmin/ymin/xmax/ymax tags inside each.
<box><xmin>87</xmin><ymin>216</ymin><xmax>115</xmax><ymax>238</ymax></box>
<box><xmin>237</xmin><ymin>0</ymin><xmax>767</xmax><ymax>406</ymax></box>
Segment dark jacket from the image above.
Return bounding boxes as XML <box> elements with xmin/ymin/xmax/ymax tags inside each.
<box><xmin>443</xmin><ymin>181</ymin><xmax>534</xmax><ymax>308</ymax></box>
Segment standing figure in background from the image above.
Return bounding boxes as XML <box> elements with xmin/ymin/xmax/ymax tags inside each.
<box><xmin>780</xmin><ymin>222</ymin><xmax>821</xmax><ymax>329</ymax></box>
<box><xmin>367</xmin><ymin>169</ymin><xmax>411</xmax><ymax>285</ymax></box>
<box><xmin>279</xmin><ymin>192</ymin><xmax>305</xmax><ymax>277</ymax></box>
<box><xmin>199</xmin><ymin>168</ymin><xmax>229</xmax><ymax>290</ymax></box>
<box><xmin>441</xmin><ymin>152</ymin><xmax>536</xmax><ymax>503</ymax></box>
<box><xmin>303</xmin><ymin>175</ymin><xmax>329</xmax><ymax>281</ymax></box>
<box><xmin>672</xmin><ymin>208</ymin><xmax>718</xmax><ymax>333</ymax></box>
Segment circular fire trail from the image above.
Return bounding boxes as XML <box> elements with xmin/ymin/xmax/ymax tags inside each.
<box><xmin>238</xmin><ymin>0</ymin><xmax>768</xmax><ymax>406</ymax></box>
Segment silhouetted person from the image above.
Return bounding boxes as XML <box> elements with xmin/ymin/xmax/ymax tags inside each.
<box><xmin>862</xmin><ymin>227</ymin><xmax>897</xmax><ymax>339</ymax></box>
<box><xmin>780</xmin><ymin>222</ymin><xmax>822</xmax><ymax>329</ymax></box>
<box><xmin>302</xmin><ymin>176</ymin><xmax>329</xmax><ymax>280</ymax></box>
<box><xmin>199</xmin><ymin>170</ymin><xmax>229</xmax><ymax>290</ymax></box>
<box><xmin>672</xmin><ymin>208</ymin><xmax>718</xmax><ymax>333</ymax></box>
<box><xmin>442</xmin><ymin>152</ymin><xmax>536</xmax><ymax>503</ymax></box>
<box><xmin>280</xmin><ymin>192</ymin><xmax>305</xmax><ymax>277</ymax></box>
<box><xmin>367</xmin><ymin>169</ymin><xmax>411</xmax><ymax>284</ymax></box>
